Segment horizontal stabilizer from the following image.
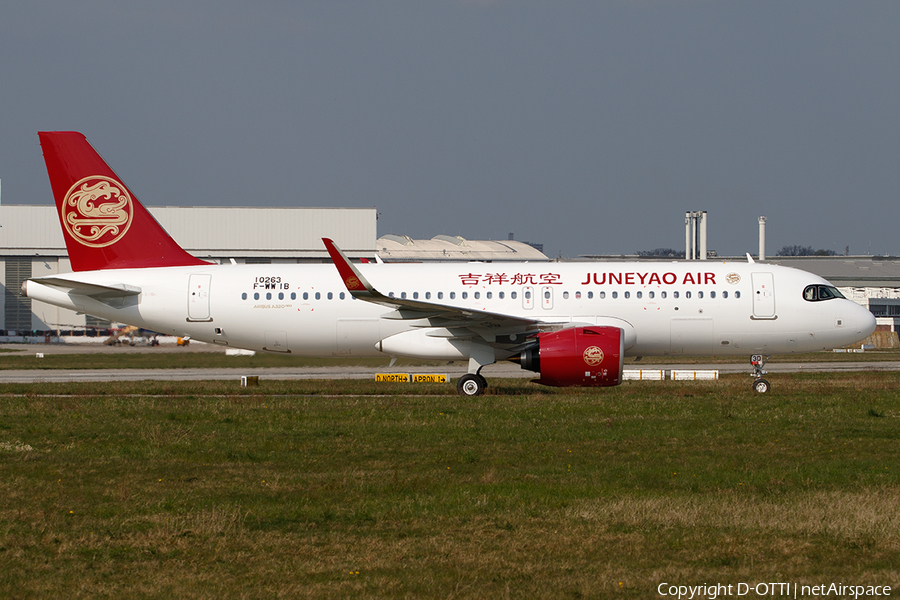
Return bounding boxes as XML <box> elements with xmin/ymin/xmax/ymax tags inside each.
<box><xmin>29</xmin><ymin>276</ymin><xmax>141</xmax><ymax>299</ymax></box>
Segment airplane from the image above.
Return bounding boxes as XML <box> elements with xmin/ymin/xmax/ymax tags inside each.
<box><xmin>23</xmin><ymin>131</ymin><xmax>877</xmax><ymax>396</ymax></box>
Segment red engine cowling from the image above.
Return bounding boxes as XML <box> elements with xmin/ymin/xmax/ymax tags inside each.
<box><xmin>517</xmin><ymin>326</ymin><xmax>624</xmax><ymax>387</ymax></box>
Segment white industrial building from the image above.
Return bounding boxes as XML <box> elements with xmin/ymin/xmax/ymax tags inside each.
<box><xmin>376</xmin><ymin>234</ymin><xmax>547</xmax><ymax>262</ymax></box>
<box><xmin>2</xmin><ymin>204</ymin><xmax>376</xmax><ymax>333</ymax></box>
<box><xmin>4</xmin><ymin>204</ymin><xmax>897</xmax><ymax>341</ymax></box>
<box><xmin>0</xmin><ymin>205</ymin><xmax>547</xmax><ymax>333</ymax></box>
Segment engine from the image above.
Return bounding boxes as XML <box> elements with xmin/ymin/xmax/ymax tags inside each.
<box><xmin>516</xmin><ymin>326</ymin><xmax>624</xmax><ymax>387</ymax></box>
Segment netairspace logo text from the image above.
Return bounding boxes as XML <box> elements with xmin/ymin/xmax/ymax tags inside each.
<box><xmin>657</xmin><ymin>582</ymin><xmax>892</xmax><ymax>599</ymax></box>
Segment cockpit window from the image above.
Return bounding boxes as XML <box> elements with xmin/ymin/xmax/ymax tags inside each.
<box><xmin>803</xmin><ymin>285</ymin><xmax>845</xmax><ymax>302</ymax></box>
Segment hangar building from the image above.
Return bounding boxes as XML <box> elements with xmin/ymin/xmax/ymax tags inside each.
<box><xmin>0</xmin><ymin>205</ymin><xmax>546</xmax><ymax>333</ymax></box>
<box><xmin>1</xmin><ymin>205</ymin><xmax>375</xmax><ymax>333</ymax></box>
<box><xmin>4</xmin><ymin>204</ymin><xmax>898</xmax><ymax>340</ymax></box>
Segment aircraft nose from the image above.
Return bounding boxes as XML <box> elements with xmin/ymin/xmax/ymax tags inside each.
<box><xmin>852</xmin><ymin>301</ymin><xmax>877</xmax><ymax>339</ymax></box>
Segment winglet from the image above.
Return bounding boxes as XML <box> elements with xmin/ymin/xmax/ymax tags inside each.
<box><xmin>322</xmin><ymin>238</ymin><xmax>375</xmax><ymax>296</ymax></box>
<box><xmin>746</xmin><ymin>253</ymin><xmax>756</xmax><ymax>264</ymax></box>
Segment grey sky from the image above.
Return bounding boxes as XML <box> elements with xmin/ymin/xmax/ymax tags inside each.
<box><xmin>1</xmin><ymin>1</ymin><xmax>898</xmax><ymax>259</ymax></box>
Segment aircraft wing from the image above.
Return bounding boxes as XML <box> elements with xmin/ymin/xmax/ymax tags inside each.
<box><xmin>323</xmin><ymin>238</ymin><xmax>566</xmax><ymax>340</ymax></box>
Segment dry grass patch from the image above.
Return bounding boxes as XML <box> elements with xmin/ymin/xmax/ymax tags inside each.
<box><xmin>571</xmin><ymin>487</ymin><xmax>900</xmax><ymax>544</ymax></box>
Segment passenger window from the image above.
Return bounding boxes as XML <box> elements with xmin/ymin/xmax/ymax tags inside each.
<box><xmin>487</xmin><ymin>292</ymin><xmax>492</xmax><ymax>299</ymax></box>
<box><xmin>722</xmin><ymin>291</ymin><xmax>728</xmax><ymax>299</ymax></box>
<box><xmin>624</xmin><ymin>291</ymin><xmax>630</xmax><ymax>299</ymax></box>
<box><xmin>673</xmin><ymin>291</ymin><xmax>679</xmax><ymax>299</ymax></box>
<box><xmin>698</xmin><ymin>291</ymin><xmax>703</xmax><ymax>299</ymax></box>
<box><xmin>599</xmin><ymin>291</ymin><xmax>606</xmax><ymax>299</ymax></box>
<box><xmin>649</xmin><ymin>291</ymin><xmax>654</xmax><ymax>299</ymax></box>
<box><xmin>315</xmin><ymin>292</ymin><xmax>321</xmax><ymax>300</ymax></box>
<box><xmin>340</xmin><ymin>292</ymin><xmax>345</xmax><ymax>300</ymax></box>
<box><xmin>563</xmin><ymin>291</ymin><xmax>569</xmax><ymax>299</ymax></box>
<box><xmin>437</xmin><ymin>292</ymin><xmax>443</xmax><ymax>300</ymax></box>
<box><xmin>525</xmin><ymin>291</ymin><xmax>531</xmax><ymax>299</ymax></box>
<box><xmin>511</xmin><ymin>291</ymin><xmax>517</xmax><ymax>299</ymax></box>
<box><xmin>612</xmin><ymin>292</ymin><xmax>618</xmax><ymax>299</ymax></box>
<box><xmin>575</xmin><ymin>291</ymin><xmax>581</xmax><ymax>299</ymax></box>
<box><xmin>685</xmin><ymin>291</ymin><xmax>691</xmax><ymax>299</ymax></box>
<box><xmin>413</xmin><ymin>292</ymin><xmax>419</xmax><ymax>299</ymax></box>
<box><xmin>735</xmin><ymin>291</ymin><xmax>741</xmax><ymax>299</ymax></box>
<box><xmin>254</xmin><ymin>292</ymin><xmax>260</xmax><ymax>300</ymax></box>
<box><xmin>303</xmin><ymin>292</ymin><xmax>308</xmax><ymax>300</ymax></box>
<box><xmin>291</xmin><ymin>292</ymin><xmax>296</xmax><ymax>300</ymax></box>
<box><xmin>266</xmin><ymin>293</ymin><xmax>272</xmax><ymax>300</ymax></box>
<box><xmin>661</xmin><ymin>291</ymin><xmax>667</xmax><ymax>299</ymax></box>
<box><xmin>710</xmin><ymin>291</ymin><xmax>715</xmax><ymax>299</ymax></box>
<box><xmin>588</xmin><ymin>291</ymin><xmax>593</xmax><ymax>299</ymax></box>
<box><xmin>278</xmin><ymin>292</ymin><xmax>284</xmax><ymax>300</ymax></box>
<box><xmin>462</xmin><ymin>292</ymin><xmax>468</xmax><ymax>299</ymax></box>
<box><xmin>499</xmin><ymin>291</ymin><xmax>505</xmax><ymax>299</ymax></box>
<box><xmin>241</xmin><ymin>292</ymin><xmax>247</xmax><ymax>300</ymax></box>
<box><xmin>327</xmin><ymin>292</ymin><xmax>333</xmax><ymax>300</ymax></box>
<box><xmin>401</xmin><ymin>292</ymin><xmax>407</xmax><ymax>299</ymax></box>
<box><xmin>474</xmin><ymin>292</ymin><xmax>480</xmax><ymax>299</ymax></box>
<box><xmin>450</xmin><ymin>292</ymin><xmax>456</xmax><ymax>300</ymax></box>
<box><xmin>636</xmin><ymin>291</ymin><xmax>642</xmax><ymax>299</ymax></box>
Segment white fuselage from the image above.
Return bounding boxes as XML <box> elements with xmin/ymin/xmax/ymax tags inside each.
<box><xmin>26</xmin><ymin>260</ymin><xmax>876</xmax><ymax>360</ymax></box>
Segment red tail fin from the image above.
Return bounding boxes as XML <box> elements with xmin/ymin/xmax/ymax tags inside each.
<box><xmin>38</xmin><ymin>131</ymin><xmax>208</xmax><ymax>271</ymax></box>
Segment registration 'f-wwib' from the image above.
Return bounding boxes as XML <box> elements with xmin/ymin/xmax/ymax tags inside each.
<box><xmin>24</xmin><ymin>132</ymin><xmax>876</xmax><ymax>395</ymax></box>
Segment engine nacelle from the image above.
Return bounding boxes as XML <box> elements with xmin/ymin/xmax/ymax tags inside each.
<box><xmin>517</xmin><ymin>326</ymin><xmax>624</xmax><ymax>387</ymax></box>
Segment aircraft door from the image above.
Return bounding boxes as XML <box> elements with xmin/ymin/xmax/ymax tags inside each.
<box><xmin>541</xmin><ymin>286</ymin><xmax>554</xmax><ymax>310</ymax></box>
<box><xmin>523</xmin><ymin>286</ymin><xmax>534</xmax><ymax>310</ymax></box>
<box><xmin>751</xmin><ymin>272</ymin><xmax>776</xmax><ymax>319</ymax></box>
<box><xmin>187</xmin><ymin>274</ymin><xmax>212</xmax><ymax>322</ymax></box>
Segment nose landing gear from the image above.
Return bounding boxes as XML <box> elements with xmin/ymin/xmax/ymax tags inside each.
<box><xmin>751</xmin><ymin>354</ymin><xmax>770</xmax><ymax>393</ymax></box>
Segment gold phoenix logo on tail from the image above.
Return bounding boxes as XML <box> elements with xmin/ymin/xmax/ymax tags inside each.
<box><xmin>62</xmin><ymin>176</ymin><xmax>133</xmax><ymax>247</ymax></box>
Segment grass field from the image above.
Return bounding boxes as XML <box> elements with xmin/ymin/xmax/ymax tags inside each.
<box><xmin>1</xmin><ymin>373</ymin><xmax>899</xmax><ymax>598</ymax></box>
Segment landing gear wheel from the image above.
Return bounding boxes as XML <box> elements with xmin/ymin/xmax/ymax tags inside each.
<box><xmin>457</xmin><ymin>374</ymin><xmax>487</xmax><ymax>397</ymax></box>
<box><xmin>750</xmin><ymin>355</ymin><xmax>770</xmax><ymax>394</ymax></box>
<box><xmin>752</xmin><ymin>378</ymin><xmax>770</xmax><ymax>393</ymax></box>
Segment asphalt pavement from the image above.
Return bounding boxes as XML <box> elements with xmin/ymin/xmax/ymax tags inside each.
<box><xmin>1</xmin><ymin>342</ymin><xmax>898</xmax><ymax>384</ymax></box>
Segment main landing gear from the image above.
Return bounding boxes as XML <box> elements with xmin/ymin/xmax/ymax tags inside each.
<box><xmin>457</xmin><ymin>346</ymin><xmax>494</xmax><ymax>397</ymax></box>
<box><xmin>751</xmin><ymin>354</ymin><xmax>770</xmax><ymax>393</ymax></box>
<box><xmin>457</xmin><ymin>373</ymin><xmax>488</xmax><ymax>397</ymax></box>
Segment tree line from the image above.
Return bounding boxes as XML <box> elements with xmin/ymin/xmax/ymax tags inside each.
<box><xmin>633</xmin><ymin>246</ymin><xmax>840</xmax><ymax>257</ymax></box>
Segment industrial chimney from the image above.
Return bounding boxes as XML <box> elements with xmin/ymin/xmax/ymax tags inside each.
<box><xmin>758</xmin><ymin>216</ymin><xmax>767</xmax><ymax>261</ymax></box>
<box><xmin>684</xmin><ymin>211</ymin><xmax>708</xmax><ymax>260</ymax></box>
